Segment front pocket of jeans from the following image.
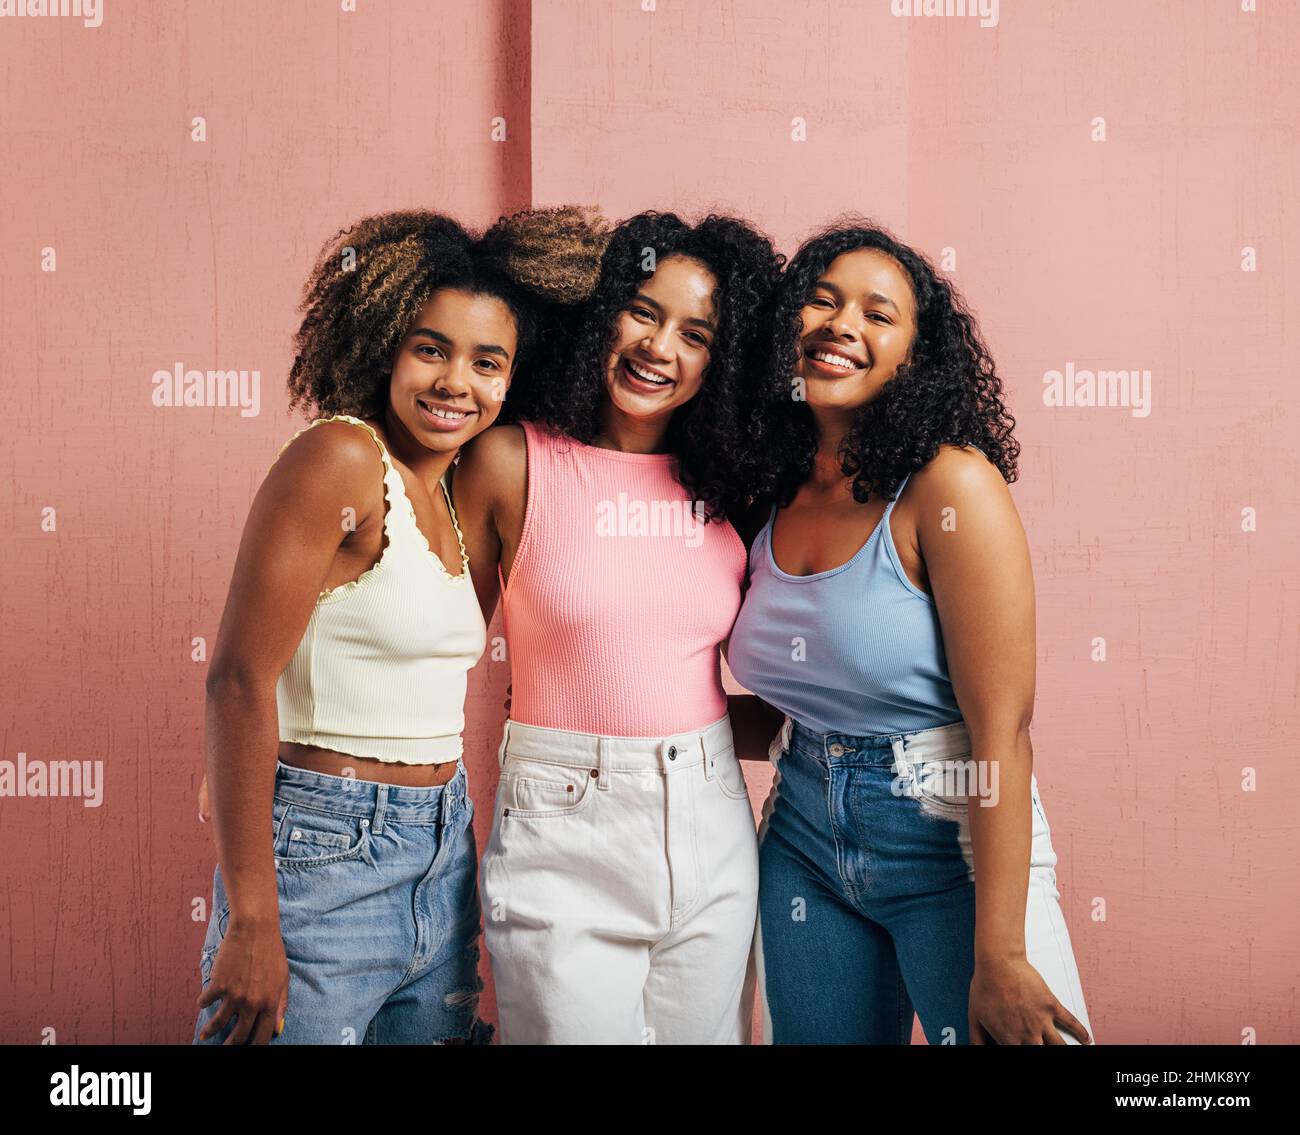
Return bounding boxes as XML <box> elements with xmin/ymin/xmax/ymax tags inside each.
<box><xmin>502</xmin><ymin>756</ymin><xmax>595</xmax><ymax>819</ymax></box>
<box><xmin>711</xmin><ymin>749</ymin><xmax>751</xmax><ymax>800</ymax></box>
<box><xmin>274</xmin><ymin>805</ymin><xmax>370</xmax><ymax>867</ymax></box>
<box><xmin>911</xmin><ymin>759</ymin><xmax>974</xmax><ymax>812</ymax></box>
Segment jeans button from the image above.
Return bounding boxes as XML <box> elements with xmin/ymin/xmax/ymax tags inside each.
<box><xmin>668</xmin><ymin>745</ymin><xmax>678</xmax><ymax>760</ymax></box>
<box><xmin>828</xmin><ymin>742</ymin><xmax>845</xmax><ymax>757</ymax></box>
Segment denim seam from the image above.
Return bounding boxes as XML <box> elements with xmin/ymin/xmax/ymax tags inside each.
<box><xmin>668</xmin><ymin>763</ymin><xmax>705</xmax><ymax>927</ymax></box>
<box><xmin>897</xmin><ymin>973</ymin><xmax>910</xmax><ymax>1044</ymax></box>
<box><xmin>823</xmin><ymin>766</ymin><xmax>859</xmax><ymax>901</ymax></box>
<box><xmin>1035</xmin><ymin>851</ymin><xmax>1085</xmax><ymax>1035</ymax></box>
<box><xmin>396</xmin><ymin>809</ymin><xmax>469</xmax><ymax>986</ymax></box>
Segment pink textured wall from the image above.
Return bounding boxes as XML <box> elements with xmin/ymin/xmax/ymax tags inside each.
<box><xmin>2</xmin><ymin>0</ymin><xmax>1296</xmax><ymax>1044</ymax></box>
<box><xmin>531</xmin><ymin>0</ymin><xmax>1300</xmax><ymax>1044</ymax></box>
<box><xmin>0</xmin><ymin>0</ymin><xmax>528</xmax><ymax>1043</ymax></box>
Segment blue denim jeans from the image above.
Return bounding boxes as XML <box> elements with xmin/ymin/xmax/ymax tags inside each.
<box><xmin>194</xmin><ymin>760</ymin><xmax>492</xmax><ymax>1044</ymax></box>
<box><xmin>756</xmin><ymin>717</ymin><xmax>1092</xmax><ymax>1045</ymax></box>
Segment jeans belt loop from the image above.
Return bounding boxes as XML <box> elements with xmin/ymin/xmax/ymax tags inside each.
<box><xmin>891</xmin><ymin>737</ymin><xmax>913</xmax><ymax>785</ymax></box>
<box><xmin>440</xmin><ymin>773</ymin><xmax>455</xmax><ymax>826</ymax></box>
<box><xmin>773</xmin><ymin>715</ymin><xmax>792</xmax><ymax>763</ymax></box>
<box><xmin>372</xmin><ymin>782</ymin><xmax>388</xmax><ymax>836</ymax></box>
<box><xmin>597</xmin><ymin>735</ymin><xmax>611</xmax><ymax>791</ymax></box>
<box><xmin>699</xmin><ymin>731</ymin><xmax>713</xmax><ymax>781</ymax></box>
<box><xmin>497</xmin><ymin>719</ymin><xmax>511</xmax><ymax>772</ymax></box>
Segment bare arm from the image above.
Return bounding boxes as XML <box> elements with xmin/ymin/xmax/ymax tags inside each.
<box><xmin>451</xmin><ymin>425</ymin><xmax>526</xmax><ymax>623</ymax></box>
<box><xmin>199</xmin><ymin>422</ymin><xmax>382</xmax><ymax>1043</ymax></box>
<box><xmin>914</xmin><ymin>445</ymin><xmax>1089</xmax><ymax>1045</ymax></box>
<box><xmin>726</xmin><ymin>692</ymin><xmax>787</xmax><ymax>763</ymax></box>
<box><xmin>723</xmin><ymin>507</ymin><xmax>786</xmax><ymax>761</ymax></box>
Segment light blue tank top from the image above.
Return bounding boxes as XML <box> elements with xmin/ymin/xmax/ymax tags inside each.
<box><xmin>727</xmin><ymin>471</ymin><xmax>963</xmax><ymax>737</ymax></box>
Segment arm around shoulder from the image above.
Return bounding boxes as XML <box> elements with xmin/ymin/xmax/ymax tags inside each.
<box><xmin>451</xmin><ymin>424</ymin><xmax>525</xmax><ymax>622</ymax></box>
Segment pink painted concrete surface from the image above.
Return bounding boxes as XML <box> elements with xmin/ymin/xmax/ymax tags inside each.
<box><xmin>1</xmin><ymin>0</ymin><xmax>1295</xmax><ymax>1044</ymax></box>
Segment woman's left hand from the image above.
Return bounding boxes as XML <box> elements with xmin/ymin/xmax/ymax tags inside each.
<box><xmin>969</xmin><ymin>955</ymin><xmax>1092</xmax><ymax>1045</ymax></box>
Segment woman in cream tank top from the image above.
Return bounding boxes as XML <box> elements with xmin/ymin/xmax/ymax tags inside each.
<box><xmin>193</xmin><ymin>207</ymin><xmax>606</xmax><ymax>1045</ymax></box>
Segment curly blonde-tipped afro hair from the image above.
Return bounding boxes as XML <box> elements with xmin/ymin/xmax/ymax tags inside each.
<box><xmin>287</xmin><ymin>206</ymin><xmax>610</xmax><ymax>420</ymax></box>
<box><xmin>477</xmin><ymin>204</ymin><xmax>609</xmax><ymax>304</ymax></box>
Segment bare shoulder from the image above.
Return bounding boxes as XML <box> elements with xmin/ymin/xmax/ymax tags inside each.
<box><xmin>454</xmin><ymin>424</ymin><xmax>526</xmax><ymax>497</ymax></box>
<box><xmin>904</xmin><ymin>444</ymin><xmax>1020</xmax><ymax>543</ymax></box>
<box><xmin>907</xmin><ymin>444</ymin><xmax>1009</xmax><ymax>507</ymax></box>
<box><xmin>463</xmin><ymin>422</ymin><xmax>525</xmax><ymax>464</ymax></box>
<box><xmin>266</xmin><ymin>418</ymin><xmax>386</xmax><ymax>504</ymax></box>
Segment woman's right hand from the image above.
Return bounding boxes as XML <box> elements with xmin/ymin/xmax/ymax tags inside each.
<box><xmin>198</xmin><ymin>776</ymin><xmax>210</xmax><ymax>823</ymax></box>
<box><xmin>196</xmin><ymin>918</ymin><xmax>290</xmax><ymax>1044</ymax></box>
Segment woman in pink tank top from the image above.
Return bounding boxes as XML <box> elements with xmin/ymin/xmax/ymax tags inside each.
<box><xmin>455</xmin><ymin>211</ymin><xmax>783</xmax><ymax>1044</ymax></box>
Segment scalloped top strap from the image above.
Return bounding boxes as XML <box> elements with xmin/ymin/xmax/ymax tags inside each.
<box><xmin>438</xmin><ymin>473</ymin><xmax>471</xmax><ymax>574</ymax></box>
<box><xmin>269</xmin><ymin>413</ymin><xmax>395</xmax><ymax>477</ymax></box>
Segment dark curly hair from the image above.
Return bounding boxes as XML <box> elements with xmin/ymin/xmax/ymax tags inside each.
<box><xmin>756</xmin><ymin>218</ymin><xmax>1019</xmax><ymax>508</ymax></box>
<box><xmin>287</xmin><ymin>206</ymin><xmax>608</xmax><ymax>419</ymax></box>
<box><xmin>508</xmin><ymin>211</ymin><xmax>784</xmax><ymax>522</ymax></box>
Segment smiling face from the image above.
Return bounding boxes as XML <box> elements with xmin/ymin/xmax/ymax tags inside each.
<box><xmin>796</xmin><ymin>247</ymin><xmax>918</xmax><ymax>416</ymax></box>
<box><xmin>602</xmin><ymin>253</ymin><xmax>718</xmax><ymax>426</ymax></box>
<box><xmin>387</xmin><ymin>287</ymin><xmax>518</xmax><ymax>452</ymax></box>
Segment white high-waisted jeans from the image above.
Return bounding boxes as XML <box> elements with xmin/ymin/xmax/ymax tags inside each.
<box><xmin>481</xmin><ymin>714</ymin><xmax>760</xmax><ymax>1044</ymax></box>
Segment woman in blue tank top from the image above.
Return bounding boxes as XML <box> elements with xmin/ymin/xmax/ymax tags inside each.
<box><xmin>726</xmin><ymin>222</ymin><xmax>1094</xmax><ymax>1045</ymax></box>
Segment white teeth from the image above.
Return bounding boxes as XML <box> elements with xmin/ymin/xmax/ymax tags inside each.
<box><xmin>810</xmin><ymin>350</ymin><xmax>859</xmax><ymax>371</ymax></box>
<box><xmin>420</xmin><ymin>401</ymin><xmax>469</xmax><ymax>420</ymax></box>
<box><xmin>626</xmin><ymin>360</ymin><xmax>672</xmax><ymax>385</ymax></box>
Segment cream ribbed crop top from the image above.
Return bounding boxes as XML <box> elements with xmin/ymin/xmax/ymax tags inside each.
<box><xmin>274</xmin><ymin>415</ymin><xmax>487</xmax><ymax>764</ymax></box>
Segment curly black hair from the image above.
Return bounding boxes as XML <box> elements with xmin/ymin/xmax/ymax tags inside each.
<box><xmin>755</xmin><ymin>218</ymin><xmax>1019</xmax><ymax>508</ymax></box>
<box><xmin>508</xmin><ymin>211</ymin><xmax>784</xmax><ymax>522</ymax></box>
<box><xmin>287</xmin><ymin>207</ymin><xmax>606</xmax><ymax>420</ymax></box>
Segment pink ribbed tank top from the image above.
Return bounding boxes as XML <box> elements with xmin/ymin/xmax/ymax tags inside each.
<box><xmin>501</xmin><ymin>420</ymin><xmax>746</xmax><ymax>736</ymax></box>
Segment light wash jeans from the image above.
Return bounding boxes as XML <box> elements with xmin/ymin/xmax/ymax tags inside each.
<box><xmin>481</xmin><ymin>714</ymin><xmax>759</xmax><ymax>1044</ymax></box>
<box><xmin>194</xmin><ymin>759</ymin><xmax>491</xmax><ymax>1044</ymax></box>
<box><xmin>756</xmin><ymin>716</ymin><xmax>1093</xmax><ymax>1044</ymax></box>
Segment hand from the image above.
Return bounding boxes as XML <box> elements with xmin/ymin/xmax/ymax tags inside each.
<box><xmin>968</xmin><ymin>955</ymin><xmax>1092</xmax><ymax>1045</ymax></box>
<box><xmin>198</xmin><ymin>776</ymin><xmax>210</xmax><ymax>823</ymax></box>
<box><xmin>196</xmin><ymin>921</ymin><xmax>290</xmax><ymax>1044</ymax></box>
